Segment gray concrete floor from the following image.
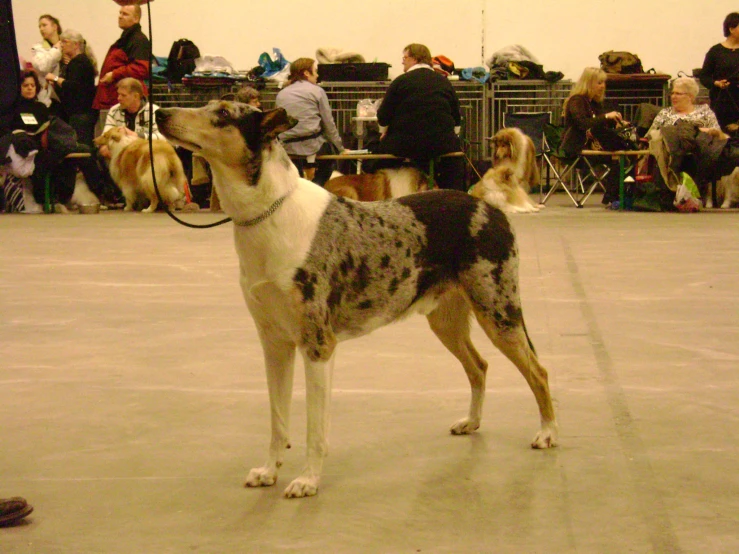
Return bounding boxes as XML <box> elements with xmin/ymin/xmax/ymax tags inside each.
<box><xmin>1</xmin><ymin>195</ymin><xmax>738</xmax><ymax>553</ymax></box>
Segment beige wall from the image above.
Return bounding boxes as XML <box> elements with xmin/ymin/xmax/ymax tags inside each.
<box><xmin>13</xmin><ymin>0</ymin><xmax>738</xmax><ymax>81</ymax></box>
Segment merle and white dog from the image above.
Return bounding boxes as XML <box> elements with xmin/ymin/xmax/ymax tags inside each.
<box><xmin>155</xmin><ymin>103</ymin><xmax>558</xmax><ymax>498</ymax></box>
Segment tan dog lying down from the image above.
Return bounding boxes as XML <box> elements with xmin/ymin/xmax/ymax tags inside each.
<box><xmin>94</xmin><ymin>127</ymin><xmax>186</xmax><ymax>212</ymax></box>
<box><xmin>324</xmin><ymin>167</ymin><xmax>428</xmax><ymax>201</ymax></box>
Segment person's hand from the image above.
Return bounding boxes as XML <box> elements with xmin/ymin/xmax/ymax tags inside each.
<box><xmin>605</xmin><ymin>111</ymin><xmax>623</xmax><ymax>124</ymax></box>
<box><xmin>100</xmin><ymin>72</ymin><xmax>114</xmax><ymax>85</ymax></box>
<box><xmin>340</xmin><ymin>149</ymin><xmax>350</xmax><ymax>155</ymax></box>
<box><xmin>62</xmin><ymin>53</ymin><xmax>71</xmax><ymax>64</ymax></box>
<box><xmin>715</xmin><ymin>79</ymin><xmax>730</xmax><ymax>89</ymax></box>
<box><xmin>98</xmin><ymin>145</ymin><xmax>111</xmax><ymax>158</ymax></box>
<box><xmin>44</xmin><ymin>73</ymin><xmax>56</xmax><ymax>84</ymax></box>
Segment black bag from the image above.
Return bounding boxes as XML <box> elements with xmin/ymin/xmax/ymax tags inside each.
<box><xmin>598</xmin><ymin>51</ymin><xmax>644</xmax><ymax>74</ymax></box>
<box><xmin>167</xmin><ymin>39</ymin><xmax>200</xmax><ymax>83</ymax></box>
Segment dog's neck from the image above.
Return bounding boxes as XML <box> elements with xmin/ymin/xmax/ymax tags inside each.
<box><xmin>208</xmin><ymin>141</ymin><xmax>300</xmax><ymax>225</ymax></box>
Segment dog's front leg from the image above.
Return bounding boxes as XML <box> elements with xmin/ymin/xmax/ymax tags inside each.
<box><xmin>245</xmin><ymin>332</ymin><xmax>297</xmax><ymax>489</ymax></box>
<box><xmin>283</xmin><ymin>350</ymin><xmax>336</xmax><ymax>498</ymax></box>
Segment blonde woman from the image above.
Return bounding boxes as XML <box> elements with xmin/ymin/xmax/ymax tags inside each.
<box><xmin>30</xmin><ymin>14</ymin><xmax>62</xmax><ymax>108</ymax></box>
<box><xmin>562</xmin><ymin>67</ymin><xmax>625</xmax><ymax>206</ymax></box>
<box><xmin>46</xmin><ymin>30</ymin><xmax>98</xmax><ymax>145</ymax></box>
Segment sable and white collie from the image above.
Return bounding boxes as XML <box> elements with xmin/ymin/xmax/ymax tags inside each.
<box><xmin>94</xmin><ymin>127</ymin><xmax>186</xmax><ymax>212</ymax></box>
<box><xmin>155</xmin><ymin>102</ymin><xmax>557</xmax><ymax>499</ymax></box>
<box><xmin>491</xmin><ymin>127</ymin><xmax>540</xmax><ymax>190</ymax></box>
<box><xmin>324</xmin><ymin>166</ymin><xmax>427</xmax><ymax>201</ymax></box>
<box><xmin>468</xmin><ymin>165</ymin><xmax>540</xmax><ymax>213</ymax></box>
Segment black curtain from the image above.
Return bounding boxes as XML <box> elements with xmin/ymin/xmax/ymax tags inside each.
<box><xmin>0</xmin><ymin>0</ymin><xmax>20</xmax><ymax>135</ymax></box>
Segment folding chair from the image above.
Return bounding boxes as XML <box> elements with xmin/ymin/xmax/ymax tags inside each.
<box><xmin>540</xmin><ymin>123</ymin><xmax>582</xmax><ymax>206</ymax></box>
<box><xmin>501</xmin><ymin>111</ymin><xmax>551</xmax><ymax>200</ymax></box>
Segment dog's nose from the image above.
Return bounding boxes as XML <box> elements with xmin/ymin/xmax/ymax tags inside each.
<box><xmin>154</xmin><ymin>109</ymin><xmax>170</xmax><ymax>123</ymax></box>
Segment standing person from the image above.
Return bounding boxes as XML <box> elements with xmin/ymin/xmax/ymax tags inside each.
<box><xmin>561</xmin><ymin>67</ymin><xmax>624</xmax><ymax>207</ymax></box>
<box><xmin>46</xmin><ymin>30</ymin><xmax>98</xmax><ymax>146</ymax></box>
<box><xmin>92</xmin><ymin>3</ymin><xmax>150</xmax><ymax>136</ymax></box>
<box><xmin>700</xmin><ymin>12</ymin><xmax>739</xmax><ymax>129</ymax></box>
<box><xmin>30</xmin><ymin>14</ymin><xmax>62</xmax><ymax>110</ymax></box>
<box><xmin>376</xmin><ymin>43</ymin><xmax>463</xmax><ymax>190</ymax></box>
<box><xmin>275</xmin><ymin>58</ymin><xmax>346</xmax><ymax>185</ymax></box>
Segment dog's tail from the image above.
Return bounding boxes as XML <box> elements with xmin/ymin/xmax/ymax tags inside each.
<box><xmin>139</xmin><ymin>150</ymin><xmax>186</xmax><ymax>206</ymax></box>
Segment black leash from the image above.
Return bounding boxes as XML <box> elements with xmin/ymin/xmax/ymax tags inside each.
<box><xmin>144</xmin><ymin>1</ymin><xmax>232</xmax><ymax>229</ymax></box>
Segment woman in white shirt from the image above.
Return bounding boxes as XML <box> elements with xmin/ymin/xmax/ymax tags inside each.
<box><xmin>30</xmin><ymin>14</ymin><xmax>63</xmax><ymax>109</ymax></box>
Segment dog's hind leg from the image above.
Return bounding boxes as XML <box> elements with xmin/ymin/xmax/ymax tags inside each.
<box><xmin>245</xmin><ymin>332</ymin><xmax>297</xmax><ymax>489</ymax></box>
<box><xmin>427</xmin><ymin>290</ymin><xmax>489</xmax><ymax>435</ymax></box>
<box><xmin>472</xmin><ymin>306</ymin><xmax>558</xmax><ymax>449</ymax></box>
<box><xmin>282</xmin><ymin>349</ymin><xmax>336</xmax><ymax>498</ymax></box>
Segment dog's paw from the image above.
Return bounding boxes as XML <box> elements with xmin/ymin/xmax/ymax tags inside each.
<box><xmin>450</xmin><ymin>417</ymin><xmax>480</xmax><ymax>435</ymax></box>
<box><xmin>283</xmin><ymin>476</ymin><xmax>319</xmax><ymax>498</ymax></box>
<box><xmin>142</xmin><ymin>206</ymin><xmax>156</xmax><ymax>213</ymax></box>
<box><xmin>244</xmin><ymin>466</ymin><xmax>278</xmax><ymax>488</ymax></box>
<box><xmin>531</xmin><ymin>421</ymin><xmax>559</xmax><ymax>449</ymax></box>
<box><xmin>123</xmin><ymin>205</ymin><xmax>134</xmax><ymax>212</ymax></box>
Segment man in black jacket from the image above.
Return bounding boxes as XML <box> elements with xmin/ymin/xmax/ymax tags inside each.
<box><xmin>376</xmin><ymin>43</ymin><xmax>464</xmax><ymax>190</ymax></box>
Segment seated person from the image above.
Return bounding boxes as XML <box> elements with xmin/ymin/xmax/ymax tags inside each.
<box><xmin>98</xmin><ymin>77</ymin><xmax>162</xmax><ymax>159</ymax></box>
<box><xmin>8</xmin><ymin>70</ymin><xmax>106</xmax><ymax>211</ymax></box>
<box><xmin>647</xmin><ymin>77</ymin><xmax>720</xmax><ymax>135</ymax></box>
<box><xmin>561</xmin><ymin>67</ymin><xmax>626</xmax><ymax>206</ymax></box>
<box><xmin>275</xmin><ymin>58</ymin><xmax>346</xmax><ymax>185</ymax></box>
<box><xmin>375</xmin><ymin>43</ymin><xmax>464</xmax><ymax>191</ymax></box>
<box><xmin>646</xmin><ymin>78</ymin><xmax>736</xmax><ymax>199</ymax></box>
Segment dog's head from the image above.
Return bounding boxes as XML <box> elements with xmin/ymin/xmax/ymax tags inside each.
<box><xmin>155</xmin><ymin>102</ymin><xmax>297</xmax><ymax>163</ymax></box>
<box><xmin>491</xmin><ymin>129</ymin><xmax>517</xmax><ymax>164</ymax></box>
<box><xmin>93</xmin><ymin>126</ymin><xmax>129</xmax><ymax>148</ymax></box>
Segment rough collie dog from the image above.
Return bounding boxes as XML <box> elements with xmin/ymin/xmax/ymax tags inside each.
<box><xmin>324</xmin><ymin>166</ymin><xmax>427</xmax><ymax>201</ymax></box>
<box><xmin>94</xmin><ymin>127</ymin><xmax>186</xmax><ymax>212</ymax></box>
<box><xmin>710</xmin><ymin>167</ymin><xmax>739</xmax><ymax>209</ymax></box>
<box><xmin>469</xmin><ymin>165</ymin><xmax>541</xmax><ymax>213</ymax></box>
<box><xmin>155</xmin><ymin>102</ymin><xmax>557</xmax><ymax>498</ymax></box>
<box><xmin>491</xmin><ymin>127</ymin><xmax>540</xmax><ymax>191</ymax></box>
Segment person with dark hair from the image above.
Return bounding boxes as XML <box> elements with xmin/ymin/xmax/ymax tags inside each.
<box><xmin>275</xmin><ymin>57</ymin><xmax>346</xmax><ymax>184</ymax></box>
<box><xmin>46</xmin><ymin>29</ymin><xmax>98</xmax><ymax>146</ymax></box>
<box><xmin>30</xmin><ymin>14</ymin><xmax>62</xmax><ymax>109</ymax></box>
<box><xmin>375</xmin><ymin>43</ymin><xmax>463</xmax><ymax>190</ymax></box>
<box><xmin>10</xmin><ymin>70</ymin><xmax>107</xmax><ymax>211</ymax></box>
<box><xmin>92</xmin><ymin>3</ymin><xmax>150</xmax><ymax>135</ymax></box>
<box><xmin>700</xmin><ymin>12</ymin><xmax>739</xmax><ymax>129</ymax></box>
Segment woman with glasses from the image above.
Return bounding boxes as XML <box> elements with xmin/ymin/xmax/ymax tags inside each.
<box><xmin>647</xmin><ymin>77</ymin><xmax>720</xmax><ymax>135</ymax></box>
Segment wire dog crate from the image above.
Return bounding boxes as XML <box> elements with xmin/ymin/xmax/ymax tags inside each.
<box><xmin>153</xmin><ymin>76</ymin><xmax>670</xmax><ymax>164</ymax></box>
<box><xmin>487</xmin><ymin>79</ymin><xmax>573</xmax><ymax>136</ymax></box>
<box><xmin>602</xmin><ymin>74</ymin><xmax>670</xmax><ymax>122</ymax></box>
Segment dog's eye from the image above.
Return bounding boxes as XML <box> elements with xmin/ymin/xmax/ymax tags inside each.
<box><xmin>218</xmin><ymin>108</ymin><xmax>230</xmax><ymax>119</ymax></box>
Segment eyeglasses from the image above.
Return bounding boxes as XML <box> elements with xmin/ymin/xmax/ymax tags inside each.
<box><xmin>671</xmin><ymin>91</ymin><xmax>688</xmax><ymax>96</ymax></box>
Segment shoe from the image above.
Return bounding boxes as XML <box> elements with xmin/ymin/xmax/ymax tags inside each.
<box><xmin>0</xmin><ymin>497</ymin><xmax>33</xmax><ymax>526</ymax></box>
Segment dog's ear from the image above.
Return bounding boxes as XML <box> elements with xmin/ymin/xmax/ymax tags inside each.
<box><xmin>260</xmin><ymin>108</ymin><xmax>298</xmax><ymax>141</ymax></box>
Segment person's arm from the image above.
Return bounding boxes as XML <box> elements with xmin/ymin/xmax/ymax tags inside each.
<box><xmin>316</xmin><ymin>90</ymin><xmax>343</xmax><ymax>151</ymax></box>
<box><xmin>702</xmin><ymin>106</ymin><xmax>721</xmax><ymax>130</ymax></box>
<box><xmin>140</xmin><ymin>104</ymin><xmax>165</xmax><ymax>140</ymax></box>
<box><xmin>568</xmin><ymin>96</ymin><xmax>608</xmax><ymax>131</ymax></box>
<box><xmin>376</xmin><ymin>78</ymin><xmax>402</xmax><ymax>130</ymax></box>
<box><xmin>51</xmin><ymin>57</ymin><xmax>90</xmax><ymax>104</ymax></box>
<box><xmin>646</xmin><ymin>109</ymin><xmax>668</xmax><ymax>136</ymax></box>
<box><xmin>699</xmin><ymin>47</ymin><xmax>722</xmax><ymax>91</ymax></box>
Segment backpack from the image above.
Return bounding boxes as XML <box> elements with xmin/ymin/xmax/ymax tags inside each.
<box><xmin>167</xmin><ymin>39</ymin><xmax>200</xmax><ymax>83</ymax></box>
<box><xmin>598</xmin><ymin>51</ymin><xmax>644</xmax><ymax>74</ymax></box>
